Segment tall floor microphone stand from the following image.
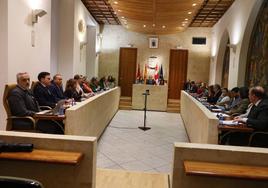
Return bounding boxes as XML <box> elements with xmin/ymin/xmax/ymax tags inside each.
<box><xmin>139</xmin><ymin>89</ymin><xmax>151</xmax><ymax>131</ymax></box>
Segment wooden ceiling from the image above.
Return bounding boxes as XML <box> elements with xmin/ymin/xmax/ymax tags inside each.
<box><xmin>82</xmin><ymin>0</ymin><xmax>235</xmax><ymax>34</ymax></box>
<box><xmin>190</xmin><ymin>0</ymin><xmax>235</xmax><ymax>27</ymax></box>
<box><xmin>81</xmin><ymin>0</ymin><xmax>120</xmax><ymax>24</ymax></box>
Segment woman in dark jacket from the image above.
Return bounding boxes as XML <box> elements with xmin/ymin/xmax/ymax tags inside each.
<box><xmin>64</xmin><ymin>79</ymin><xmax>82</xmax><ymax>102</ymax></box>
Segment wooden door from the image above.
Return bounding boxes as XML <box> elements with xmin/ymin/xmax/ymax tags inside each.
<box><xmin>119</xmin><ymin>48</ymin><xmax>137</xmax><ymax>96</ymax></box>
<box><xmin>168</xmin><ymin>49</ymin><xmax>188</xmax><ymax>99</ymax></box>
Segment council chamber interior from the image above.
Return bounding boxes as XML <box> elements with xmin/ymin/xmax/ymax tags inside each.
<box><xmin>0</xmin><ymin>0</ymin><xmax>268</xmax><ymax>188</ymax></box>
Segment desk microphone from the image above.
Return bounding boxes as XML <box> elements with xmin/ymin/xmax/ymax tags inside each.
<box><xmin>0</xmin><ymin>141</ymin><xmax>33</xmax><ymax>152</ymax></box>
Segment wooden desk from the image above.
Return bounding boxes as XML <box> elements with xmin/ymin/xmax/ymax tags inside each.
<box><xmin>172</xmin><ymin>142</ymin><xmax>268</xmax><ymax>188</ymax></box>
<box><xmin>65</xmin><ymin>87</ymin><xmax>120</xmax><ymax>138</ymax></box>
<box><xmin>180</xmin><ymin>91</ymin><xmax>219</xmax><ymax>144</ymax></box>
<box><xmin>0</xmin><ymin>149</ymin><xmax>83</xmax><ymax>165</ymax></box>
<box><xmin>132</xmin><ymin>84</ymin><xmax>168</xmax><ymax>111</ymax></box>
<box><xmin>34</xmin><ymin>114</ymin><xmax>66</xmax><ymax>121</ymax></box>
<box><xmin>0</xmin><ymin>131</ymin><xmax>97</xmax><ymax>188</ymax></box>
<box><xmin>218</xmin><ymin>124</ymin><xmax>254</xmax><ymax>133</ymax></box>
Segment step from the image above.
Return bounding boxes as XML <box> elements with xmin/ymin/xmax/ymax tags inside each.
<box><xmin>96</xmin><ymin>168</ymin><xmax>169</xmax><ymax>188</ymax></box>
<box><xmin>167</xmin><ymin>103</ymin><xmax>180</xmax><ymax>107</ymax></box>
<box><xmin>120</xmin><ymin>96</ymin><xmax>132</xmax><ymax>101</ymax></box>
<box><xmin>119</xmin><ymin>101</ymin><xmax>132</xmax><ymax>106</ymax></box>
<box><xmin>119</xmin><ymin>105</ymin><xmax>132</xmax><ymax>110</ymax></box>
<box><xmin>167</xmin><ymin>109</ymin><xmax>180</xmax><ymax>113</ymax></box>
<box><xmin>168</xmin><ymin>99</ymin><xmax>180</xmax><ymax>104</ymax></box>
<box><xmin>167</xmin><ymin>106</ymin><xmax>180</xmax><ymax>113</ymax></box>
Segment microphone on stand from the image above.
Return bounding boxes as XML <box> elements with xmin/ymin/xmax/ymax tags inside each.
<box><xmin>139</xmin><ymin>89</ymin><xmax>151</xmax><ymax>131</ymax></box>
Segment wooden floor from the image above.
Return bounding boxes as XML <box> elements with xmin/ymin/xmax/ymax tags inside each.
<box><xmin>96</xmin><ymin>168</ymin><xmax>170</xmax><ymax>188</ymax></box>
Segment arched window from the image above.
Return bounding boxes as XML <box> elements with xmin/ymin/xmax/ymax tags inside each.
<box><xmin>246</xmin><ymin>1</ymin><xmax>268</xmax><ymax>89</ymax></box>
<box><xmin>221</xmin><ymin>39</ymin><xmax>230</xmax><ymax>88</ymax></box>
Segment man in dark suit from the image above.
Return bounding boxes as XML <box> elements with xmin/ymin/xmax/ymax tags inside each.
<box><xmin>33</xmin><ymin>72</ymin><xmax>56</xmax><ymax>108</ymax></box>
<box><xmin>229</xmin><ymin>86</ymin><xmax>268</xmax><ymax>147</ymax></box>
<box><xmin>49</xmin><ymin>74</ymin><xmax>65</xmax><ymax>102</ymax></box>
<box><xmin>8</xmin><ymin>72</ymin><xmax>63</xmax><ymax>134</ymax></box>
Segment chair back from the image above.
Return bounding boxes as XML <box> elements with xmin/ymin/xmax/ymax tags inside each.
<box><xmin>31</xmin><ymin>81</ymin><xmax>39</xmax><ymax>92</ymax></box>
<box><xmin>0</xmin><ymin>176</ymin><xmax>43</xmax><ymax>188</ymax></box>
<box><xmin>3</xmin><ymin>84</ymin><xmax>17</xmax><ymax>130</ymax></box>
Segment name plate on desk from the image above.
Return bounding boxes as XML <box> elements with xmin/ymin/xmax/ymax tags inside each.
<box><xmin>132</xmin><ymin>84</ymin><xmax>168</xmax><ymax>111</ymax></box>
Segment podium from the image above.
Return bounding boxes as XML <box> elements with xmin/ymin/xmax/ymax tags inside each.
<box><xmin>138</xmin><ymin>89</ymin><xmax>151</xmax><ymax>131</ymax></box>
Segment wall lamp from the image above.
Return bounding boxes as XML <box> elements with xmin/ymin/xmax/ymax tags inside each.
<box><xmin>32</xmin><ymin>9</ymin><xmax>47</xmax><ymax>25</ymax></box>
<box><xmin>211</xmin><ymin>56</ymin><xmax>216</xmax><ymax>62</ymax></box>
<box><xmin>227</xmin><ymin>43</ymin><xmax>237</xmax><ymax>53</ymax></box>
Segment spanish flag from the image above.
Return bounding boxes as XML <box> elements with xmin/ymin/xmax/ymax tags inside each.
<box><xmin>144</xmin><ymin>64</ymin><xmax>148</xmax><ymax>84</ymax></box>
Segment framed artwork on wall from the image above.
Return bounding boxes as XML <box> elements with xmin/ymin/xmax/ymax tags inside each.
<box><xmin>149</xmin><ymin>37</ymin><xmax>159</xmax><ymax>48</ymax></box>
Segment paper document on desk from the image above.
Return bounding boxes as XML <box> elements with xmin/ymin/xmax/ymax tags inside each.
<box><xmin>212</xmin><ymin>109</ymin><xmax>222</xmax><ymax>112</ymax></box>
<box><xmin>213</xmin><ymin>113</ymin><xmax>230</xmax><ymax>117</ymax></box>
<box><xmin>35</xmin><ymin>110</ymin><xmax>51</xmax><ymax>115</ymax></box>
<box><xmin>220</xmin><ymin>120</ymin><xmax>238</xmax><ymax>126</ymax></box>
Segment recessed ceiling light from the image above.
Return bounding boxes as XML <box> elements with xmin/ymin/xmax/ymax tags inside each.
<box><xmin>162</xmin><ymin>25</ymin><xmax>166</xmax><ymax>29</ymax></box>
<box><xmin>114</xmin><ymin>12</ymin><xmax>117</xmax><ymax>15</ymax></box>
<box><xmin>182</xmin><ymin>24</ymin><xmax>186</xmax><ymax>26</ymax></box>
<box><xmin>152</xmin><ymin>24</ymin><xmax>156</xmax><ymax>27</ymax></box>
<box><xmin>121</xmin><ymin>16</ymin><xmax>125</xmax><ymax>19</ymax></box>
<box><xmin>185</xmin><ymin>18</ymin><xmax>188</xmax><ymax>21</ymax></box>
<box><xmin>192</xmin><ymin>3</ymin><xmax>197</xmax><ymax>6</ymax></box>
<box><xmin>188</xmin><ymin>12</ymin><xmax>192</xmax><ymax>14</ymax></box>
<box><xmin>118</xmin><ymin>10</ymin><xmax>122</xmax><ymax>12</ymax></box>
<box><xmin>143</xmin><ymin>25</ymin><xmax>146</xmax><ymax>28</ymax></box>
<box><xmin>114</xmin><ymin>1</ymin><xmax>118</xmax><ymax>4</ymax></box>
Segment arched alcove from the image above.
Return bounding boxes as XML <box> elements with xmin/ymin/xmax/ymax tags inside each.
<box><xmin>215</xmin><ymin>30</ymin><xmax>230</xmax><ymax>85</ymax></box>
<box><xmin>245</xmin><ymin>0</ymin><xmax>268</xmax><ymax>90</ymax></box>
<box><xmin>221</xmin><ymin>39</ymin><xmax>230</xmax><ymax>88</ymax></box>
<box><xmin>237</xmin><ymin>0</ymin><xmax>264</xmax><ymax>86</ymax></box>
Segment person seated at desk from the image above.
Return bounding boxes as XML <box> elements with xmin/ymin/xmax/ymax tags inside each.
<box><xmin>99</xmin><ymin>76</ymin><xmax>109</xmax><ymax>90</ymax></box>
<box><xmin>216</xmin><ymin>88</ymin><xmax>230</xmax><ymax>106</ymax></box>
<box><xmin>33</xmin><ymin>72</ymin><xmax>57</xmax><ymax>108</ymax></box>
<box><xmin>90</xmin><ymin>77</ymin><xmax>101</xmax><ymax>92</ymax></box>
<box><xmin>207</xmin><ymin>84</ymin><xmax>222</xmax><ymax>103</ymax></box>
<box><xmin>81</xmin><ymin>76</ymin><xmax>95</xmax><ymax>94</ymax></box>
<box><xmin>196</xmin><ymin>82</ymin><xmax>208</xmax><ymax>98</ymax></box>
<box><xmin>228</xmin><ymin>87</ymin><xmax>249</xmax><ymax>115</ymax></box>
<box><xmin>226</xmin><ymin>86</ymin><xmax>268</xmax><ymax>147</ymax></box>
<box><xmin>225</xmin><ymin>87</ymin><xmax>240</xmax><ymax>110</ymax></box>
<box><xmin>107</xmin><ymin>75</ymin><xmax>116</xmax><ymax>88</ymax></box>
<box><xmin>49</xmin><ymin>74</ymin><xmax>66</xmax><ymax>102</ymax></box>
<box><xmin>64</xmin><ymin>79</ymin><xmax>82</xmax><ymax>102</ymax></box>
<box><xmin>146</xmin><ymin>76</ymin><xmax>156</xmax><ymax>85</ymax></box>
<box><xmin>8</xmin><ymin>72</ymin><xmax>64</xmax><ymax>134</ymax></box>
<box><xmin>188</xmin><ymin>81</ymin><xmax>198</xmax><ymax>93</ymax></box>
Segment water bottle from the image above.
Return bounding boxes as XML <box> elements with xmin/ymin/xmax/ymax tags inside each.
<box><xmin>71</xmin><ymin>98</ymin><xmax>76</xmax><ymax>106</ymax></box>
<box><xmin>59</xmin><ymin>106</ymin><xmax>64</xmax><ymax>115</ymax></box>
<box><xmin>218</xmin><ymin>114</ymin><xmax>224</xmax><ymax>124</ymax></box>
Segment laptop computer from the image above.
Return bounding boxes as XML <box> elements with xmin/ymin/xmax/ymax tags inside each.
<box><xmin>36</xmin><ymin>100</ymin><xmax>66</xmax><ymax>115</ymax></box>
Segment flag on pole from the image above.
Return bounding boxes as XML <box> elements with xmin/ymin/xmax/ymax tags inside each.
<box><xmin>154</xmin><ymin>64</ymin><xmax>159</xmax><ymax>82</ymax></box>
<box><xmin>144</xmin><ymin>64</ymin><xmax>148</xmax><ymax>84</ymax></box>
<box><xmin>136</xmin><ymin>63</ymin><xmax>141</xmax><ymax>80</ymax></box>
<box><xmin>159</xmin><ymin>64</ymin><xmax>164</xmax><ymax>81</ymax></box>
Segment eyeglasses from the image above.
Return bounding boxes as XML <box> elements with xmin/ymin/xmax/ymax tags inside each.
<box><xmin>22</xmin><ymin>78</ymin><xmax>30</xmax><ymax>82</ymax></box>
